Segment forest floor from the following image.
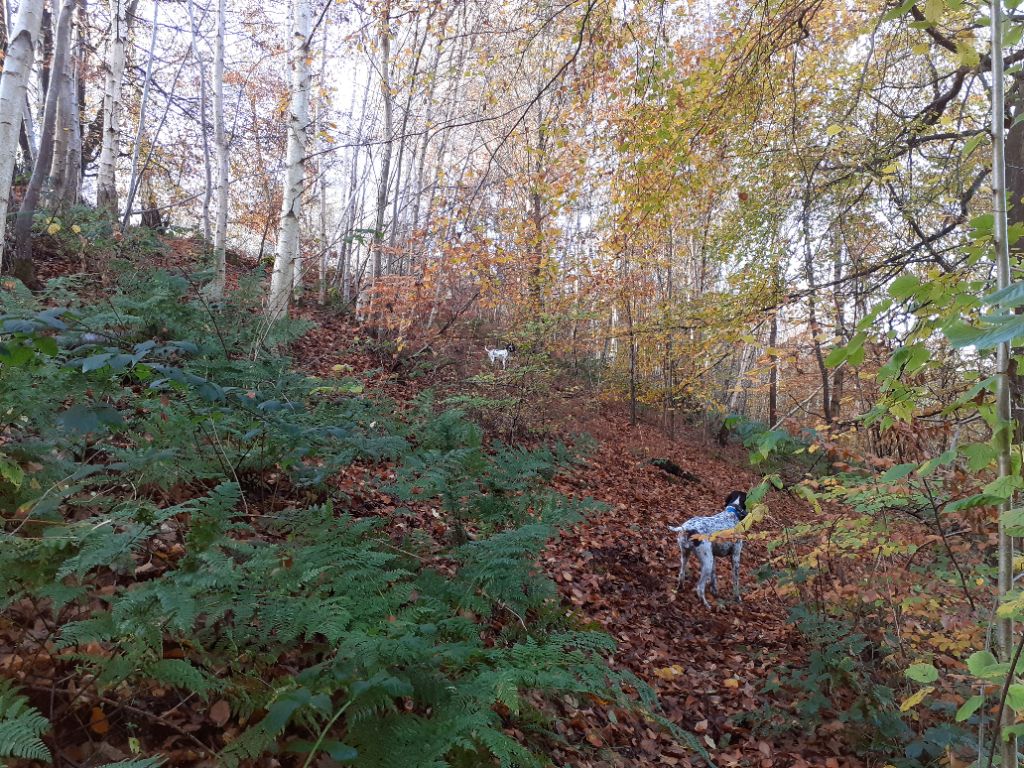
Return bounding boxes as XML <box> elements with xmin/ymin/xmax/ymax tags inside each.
<box><xmin>289</xmin><ymin>303</ymin><xmax>858</xmax><ymax>768</ymax></box>
<box><xmin>20</xmin><ymin>239</ymin><xmax>864</xmax><ymax>767</ymax></box>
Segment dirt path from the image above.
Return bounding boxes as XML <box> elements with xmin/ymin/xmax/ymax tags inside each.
<box><xmin>287</xmin><ymin>302</ymin><xmax>864</xmax><ymax>767</ymax></box>
<box><xmin>543</xmin><ymin>413</ymin><xmax>863</xmax><ymax>768</ymax></box>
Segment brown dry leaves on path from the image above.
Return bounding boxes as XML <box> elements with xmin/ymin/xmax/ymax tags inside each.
<box><xmin>291</xmin><ymin>303</ymin><xmax>865</xmax><ymax>767</ymax></box>
<box><xmin>540</xmin><ymin>412</ymin><xmax>865</xmax><ymax>768</ymax></box>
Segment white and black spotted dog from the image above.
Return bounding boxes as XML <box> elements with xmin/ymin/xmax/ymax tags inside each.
<box><xmin>669</xmin><ymin>490</ymin><xmax>747</xmax><ymax>608</ymax></box>
<box><xmin>485</xmin><ymin>343</ymin><xmax>515</xmax><ymax>369</ymax></box>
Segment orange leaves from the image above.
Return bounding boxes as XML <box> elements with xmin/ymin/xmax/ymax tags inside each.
<box><xmin>89</xmin><ymin>706</ymin><xmax>110</xmax><ymax>735</ymax></box>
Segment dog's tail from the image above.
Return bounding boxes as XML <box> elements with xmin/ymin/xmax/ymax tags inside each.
<box><xmin>667</xmin><ymin>524</ymin><xmax>686</xmax><ymax>533</ymax></box>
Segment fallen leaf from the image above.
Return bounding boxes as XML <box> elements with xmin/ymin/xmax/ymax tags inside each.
<box><xmin>90</xmin><ymin>706</ymin><xmax>110</xmax><ymax>735</ymax></box>
<box><xmin>210</xmin><ymin>699</ymin><xmax>231</xmax><ymax>727</ymax></box>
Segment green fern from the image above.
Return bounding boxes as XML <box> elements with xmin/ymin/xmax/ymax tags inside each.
<box><xmin>0</xmin><ymin>679</ymin><xmax>51</xmax><ymax>764</ymax></box>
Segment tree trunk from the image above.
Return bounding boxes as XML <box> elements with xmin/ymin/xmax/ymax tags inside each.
<box><xmin>0</xmin><ymin>0</ymin><xmax>43</xmax><ymax>270</ymax></box>
<box><xmin>800</xmin><ymin>195</ymin><xmax>831</xmax><ymax>423</ymax></box>
<box><xmin>211</xmin><ymin>0</ymin><xmax>228</xmax><ymax>297</ymax></box>
<box><xmin>990</xmin><ymin>4</ymin><xmax>1018</xmax><ymax>765</ymax></box>
<box><xmin>266</xmin><ymin>0</ymin><xmax>311</xmax><ymax>320</ymax></box>
<box><xmin>63</xmin><ymin>31</ymin><xmax>81</xmax><ymax>205</ymax></box>
<box><xmin>316</xmin><ymin>16</ymin><xmax>328</xmax><ymax>305</ymax></box>
<box><xmin>45</xmin><ymin>2</ymin><xmax>75</xmax><ymax>209</ymax></box>
<box><xmin>95</xmin><ymin>0</ymin><xmax>127</xmax><ymax>214</ymax></box>
<box><xmin>371</xmin><ymin>0</ymin><xmax>393</xmax><ymax>283</ymax></box>
<box><xmin>769</xmin><ymin>309</ymin><xmax>779</xmax><ymax>427</ymax></box>
<box><xmin>10</xmin><ymin>0</ymin><xmax>73</xmax><ymax>287</ymax></box>
<box><xmin>186</xmin><ymin>0</ymin><xmax>212</xmax><ymax>243</ymax></box>
<box><xmin>121</xmin><ymin>0</ymin><xmax>159</xmax><ymax>227</ymax></box>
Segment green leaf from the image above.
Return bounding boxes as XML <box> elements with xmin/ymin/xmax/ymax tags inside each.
<box><xmin>889</xmin><ymin>274</ymin><xmax>921</xmax><ymax>300</ymax></box>
<box><xmin>963</xmin><ymin>132</ymin><xmax>987</xmax><ymax>157</ymax></box>
<box><xmin>905</xmin><ymin>663</ymin><xmax>939</xmax><ymax>683</ymax></box>
<box><xmin>919</xmin><ymin>450</ymin><xmax>956</xmax><ymax>478</ymax></box>
<box><xmin>967</xmin><ymin>650</ymin><xmax>999</xmax><ymax>677</ymax></box>
<box><xmin>956</xmin><ymin>695</ymin><xmax>985</xmax><ymax>722</ymax></box>
<box><xmin>33</xmin><ymin>335</ymin><xmax>58</xmax><ymax>356</ymax></box>
<box><xmin>946</xmin><ymin>493</ymin><xmax>1002</xmax><ymax>513</ymax></box>
<box><xmin>982</xmin><ymin>281</ymin><xmax>1024</xmax><ymax>308</ymax></box>
<box><xmin>986</xmin><ymin>474</ymin><xmax>1023</xmax><ymax>500</ymax></box>
<box><xmin>825</xmin><ymin>346</ymin><xmax>847</xmax><ymax>367</ymax></box>
<box><xmin>0</xmin><ymin>454</ymin><xmax>25</xmax><ymax>489</ymax></box>
<box><xmin>944</xmin><ymin>315</ymin><xmax>1024</xmax><ymax>350</ymax></box>
<box><xmin>57</xmin><ymin>403</ymin><xmax>126</xmax><ymax>435</ymax></box>
<box><xmin>1007</xmin><ymin>684</ymin><xmax>1024</xmax><ymax>712</ymax></box>
<box><xmin>957</xmin><ymin>41</ymin><xmax>980</xmax><ymax>67</ymax></box>
<box><xmin>81</xmin><ymin>352</ymin><xmax>114</xmax><ymax>372</ymax></box>
<box><xmin>882</xmin><ymin>0</ymin><xmax>916</xmax><ymax>20</ymax></box>
<box><xmin>924</xmin><ymin>0</ymin><xmax>944</xmax><ymax>21</ymax></box>
<box><xmin>1002</xmin><ymin>506</ymin><xmax>1024</xmax><ymax>535</ymax></box>
<box><xmin>962</xmin><ymin>442</ymin><xmax>998</xmax><ymax>471</ymax></box>
<box><xmin>1006</xmin><ymin>22</ymin><xmax>1024</xmax><ymax>48</ymax></box>
<box><xmin>971</xmin><ymin>212</ymin><xmax>995</xmax><ymax>236</ymax></box>
<box><xmin>881</xmin><ymin>463</ymin><xmax>917</xmax><ymax>482</ymax></box>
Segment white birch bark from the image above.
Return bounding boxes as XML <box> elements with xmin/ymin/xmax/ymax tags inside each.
<box><xmin>95</xmin><ymin>0</ymin><xmax>127</xmax><ymax>213</ymax></box>
<box><xmin>0</xmin><ymin>0</ymin><xmax>43</xmax><ymax>263</ymax></box>
<box><xmin>44</xmin><ymin>5</ymin><xmax>74</xmax><ymax>209</ymax></box>
<box><xmin>211</xmin><ymin>0</ymin><xmax>228</xmax><ymax>298</ymax></box>
<box><xmin>63</xmin><ymin>49</ymin><xmax>81</xmax><ymax>205</ymax></box>
<box><xmin>10</xmin><ymin>0</ymin><xmax>73</xmax><ymax>284</ymax></box>
<box><xmin>266</xmin><ymin>0</ymin><xmax>310</xmax><ymax>320</ymax></box>
<box><xmin>371</xmin><ymin>0</ymin><xmax>393</xmax><ymax>281</ymax></box>
<box><xmin>186</xmin><ymin>0</ymin><xmax>212</xmax><ymax>242</ymax></box>
<box><xmin>316</xmin><ymin>15</ymin><xmax>328</xmax><ymax>305</ymax></box>
<box><xmin>121</xmin><ymin>0</ymin><xmax>159</xmax><ymax>226</ymax></box>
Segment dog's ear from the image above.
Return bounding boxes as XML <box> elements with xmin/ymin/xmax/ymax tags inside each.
<box><xmin>726</xmin><ymin>490</ymin><xmax>746</xmax><ymax>507</ymax></box>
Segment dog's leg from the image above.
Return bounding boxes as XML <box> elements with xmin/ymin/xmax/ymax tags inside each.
<box><xmin>695</xmin><ymin>543</ymin><xmax>714</xmax><ymax>608</ymax></box>
<box><xmin>732</xmin><ymin>541</ymin><xmax>743</xmax><ymax>602</ymax></box>
<box><xmin>677</xmin><ymin>541</ymin><xmax>690</xmax><ymax>587</ymax></box>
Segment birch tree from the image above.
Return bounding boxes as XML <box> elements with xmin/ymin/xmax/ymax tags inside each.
<box><xmin>211</xmin><ymin>0</ymin><xmax>228</xmax><ymax>298</ymax></box>
<box><xmin>371</xmin><ymin>0</ymin><xmax>393</xmax><ymax>282</ymax></box>
<box><xmin>45</xmin><ymin>0</ymin><xmax>76</xmax><ymax>209</ymax></box>
<box><xmin>267</xmin><ymin>0</ymin><xmax>311</xmax><ymax>319</ymax></box>
<box><xmin>0</xmin><ymin>0</ymin><xmax>43</xmax><ymax>267</ymax></box>
<box><xmin>122</xmin><ymin>0</ymin><xmax>159</xmax><ymax>227</ymax></box>
<box><xmin>95</xmin><ymin>0</ymin><xmax>128</xmax><ymax>213</ymax></box>
<box><xmin>10</xmin><ymin>0</ymin><xmax>74</xmax><ymax>285</ymax></box>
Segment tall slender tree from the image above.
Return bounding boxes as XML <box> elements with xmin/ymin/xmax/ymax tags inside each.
<box><xmin>267</xmin><ymin>0</ymin><xmax>311</xmax><ymax>319</ymax></box>
<box><xmin>211</xmin><ymin>0</ymin><xmax>228</xmax><ymax>298</ymax></box>
<box><xmin>95</xmin><ymin>0</ymin><xmax>128</xmax><ymax>213</ymax></box>
<box><xmin>0</xmin><ymin>0</ymin><xmax>44</xmax><ymax>268</ymax></box>
<box><xmin>990</xmin><ymin>1</ymin><xmax>1017</xmax><ymax>764</ymax></box>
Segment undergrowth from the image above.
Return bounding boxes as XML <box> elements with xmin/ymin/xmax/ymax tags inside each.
<box><xmin>0</xmin><ymin>266</ymin><xmax>702</xmax><ymax>766</ymax></box>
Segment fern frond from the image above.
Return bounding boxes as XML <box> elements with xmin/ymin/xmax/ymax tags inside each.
<box><xmin>0</xmin><ymin>679</ymin><xmax>51</xmax><ymax>763</ymax></box>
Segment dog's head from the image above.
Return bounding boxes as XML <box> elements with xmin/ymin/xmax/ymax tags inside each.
<box><xmin>505</xmin><ymin>343</ymin><xmax>516</xmax><ymax>353</ymax></box>
<box><xmin>725</xmin><ymin>490</ymin><xmax>747</xmax><ymax>517</ymax></box>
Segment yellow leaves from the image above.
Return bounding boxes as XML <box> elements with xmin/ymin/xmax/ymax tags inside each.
<box><xmin>46</xmin><ymin>222</ymin><xmax>61</xmax><ymax>235</ymax></box>
<box><xmin>654</xmin><ymin>664</ymin><xmax>685</xmax><ymax>680</ymax></box>
<box><xmin>899</xmin><ymin>685</ymin><xmax>934</xmax><ymax>712</ymax></box>
<box><xmin>912</xmin><ymin>42</ymin><xmax>930</xmax><ymax>55</ymax></box>
<box><xmin>956</xmin><ymin>41</ymin><xmax>980</xmax><ymax>68</ymax></box>
<box><xmin>723</xmin><ymin>677</ymin><xmax>741</xmax><ymax>688</ymax></box>
<box><xmin>923</xmin><ymin>0</ymin><xmax>944</xmax><ymax>24</ymax></box>
<box><xmin>825</xmin><ymin>124</ymin><xmax>843</xmax><ymax>138</ymax></box>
